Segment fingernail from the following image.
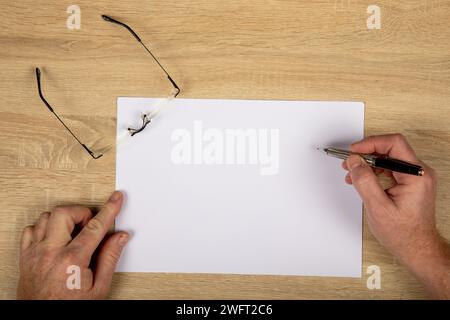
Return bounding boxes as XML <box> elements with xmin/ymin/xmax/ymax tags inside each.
<box><xmin>109</xmin><ymin>191</ymin><xmax>122</xmax><ymax>203</ymax></box>
<box><xmin>118</xmin><ymin>233</ymin><xmax>129</xmax><ymax>246</ymax></box>
<box><xmin>347</xmin><ymin>155</ymin><xmax>365</xmax><ymax>170</ymax></box>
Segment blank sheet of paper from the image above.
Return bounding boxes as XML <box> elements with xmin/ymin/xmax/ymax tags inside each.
<box><xmin>115</xmin><ymin>98</ymin><xmax>364</xmax><ymax>277</ymax></box>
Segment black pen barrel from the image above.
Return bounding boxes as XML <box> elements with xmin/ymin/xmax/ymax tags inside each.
<box><xmin>374</xmin><ymin>156</ymin><xmax>423</xmax><ymax>176</ymax></box>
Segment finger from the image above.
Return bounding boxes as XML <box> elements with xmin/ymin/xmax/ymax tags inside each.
<box><xmin>345</xmin><ymin>172</ymin><xmax>352</xmax><ymax>184</ymax></box>
<box><xmin>350</xmin><ymin>134</ymin><xmax>421</xmax><ymax>185</ymax></box>
<box><xmin>344</xmin><ymin>161</ymin><xmax>383</xmax><ymax>175</ymax></box>
<box><xmin>93</xmin><ymin>232</ymin><xmax>129</xmax><ymax>296</ymax></box>
<box><xmin>21</xmin><ymin>226</ymin><xmax>34</xmax><ymax>251</ymax></box>
<box><xmin>346</xmin><ymin>155</ymin><xmax>393</xmax><ymax>213</ymax></box>
<box><xmin>33</xmin><ymin>212</ymin><xmax>50</xmax><ymax>242</ymax></box>
<box><xmin>71</xmin><ymin>191</ymin><xmax>124</xmax><ymax>261</ymax></box>
<box><xmin>45</xmin><ymin>206</ymin><xmax>93</xmax><ymax>246</ymax></box>
<box><xmin>350</xmin><ymin>134</ymin><xmax>419</xmax><ymax>163</ymax></box>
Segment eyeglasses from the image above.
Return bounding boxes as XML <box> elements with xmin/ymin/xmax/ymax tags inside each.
<box><xmin>35</xmin><ymin>15</ymin><xmax>180</xmax><ymax>159</ymax></box>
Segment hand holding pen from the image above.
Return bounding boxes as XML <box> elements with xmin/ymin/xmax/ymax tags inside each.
<box><xmin>334</xmin><ymin>134</ymin><xmax>449</xmax><ymax>299</ymax></box>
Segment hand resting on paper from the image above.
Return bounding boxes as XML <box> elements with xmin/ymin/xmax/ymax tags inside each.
<box><xmin>17</xmin><ymin>191</ymin><xmax>128</xmax><ymax>299</ymax></box>
<box><xmin>342</xmin><ymin>134</ymin><xmax>450</xmax><ymax>299</ymax></box>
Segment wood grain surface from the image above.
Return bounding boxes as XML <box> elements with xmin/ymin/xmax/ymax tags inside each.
<box><xmin>0</xmin><ymin>0</ymin><xmax>449</xmax><ymax>299</ymax></box>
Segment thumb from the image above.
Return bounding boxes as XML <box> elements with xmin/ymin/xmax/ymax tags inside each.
<box><xmin>346</xmin><ymin>155</ymin><xmax>391</xmax><ymax>212</ymax></box>
<box><xmin>93</xmin><ymin>232</ymin><xmax>129</xmax><ymax>297</ymax></box>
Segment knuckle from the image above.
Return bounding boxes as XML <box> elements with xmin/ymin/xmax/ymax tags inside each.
<box><xmin>52</xmin><ymin>206</ymin><xmax>69</xmax><ymax>215</ymax></box>
<box><xmin>62</xmin><ymin>243</ymin><xmax>83</xmax><ymax>263</ymax></box>
<box><xmin>23</xmin><ymin>225</ymin><xmax>34</xmax><ymax>233</ymax></box>
<box><xmin>37</xmin><ymin>242</ymin><xmax>59</xmax><ymax>263</ymax></box>
<box><xmin>75</xmin><ymin>205</ymin><xmax>92</xmax><ymax>215</ymax></box>
<box><xmin>392</xmin><ymin>133</ymin><xmax>405</xmax><ymax>142</ymax></box>
<box><xmin>39</xmin><ymin>239</ymin><xmax>58</xmax><ymax>252</ymax></box>
<box><xmin>106</xmin><ymin>250</ymin><xmax>121</xmax><ymax>265</ymax></box>
<box><xmin>39</xmin><ymin>211</ymin><xmax>50</xmax><ymax>221</ymax></box>
<box><xmin>83</xmin><ymin>207</ymin><xmax>94</xmax><ymax>219</ymax></box>
<box><xmin>86</xmin><ymin>217</ymin><xmax>104</xmax><ymax>233</ymax></box>
<box><xmin>67</xmin><ymin>242</ymin><xmax>90</xmax><ymax>262</ymax></box>
<box><xmin>61</xmin><ymin>248</ymin><xmax>82</xmax><ymax>264</ymax></box>
<box><xmin>40</xmin><ymin>211</ymin><xmax>50</xmax><ymax>217</ymax></box>
<box><xmin>67</xmin><ymin>241</ymin><xmax>83</xmax><ymax>253</ymax></box>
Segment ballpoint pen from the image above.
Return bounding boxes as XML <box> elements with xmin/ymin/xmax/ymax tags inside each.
<box><xmin>320</xmin><ymin>147</ymin><xmax>424</xmax><ymax>176</ymax></box>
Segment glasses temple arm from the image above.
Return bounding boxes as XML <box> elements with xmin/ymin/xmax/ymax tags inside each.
<box><xmin>102</xmin><ymin>15</ymin><xmax>141</xmax><ymax>42</ymax></box>
<box><xmin>35</xmin><ymin>68</ymin><xmax>103</xmax><ymax>159</ymax></box>
<box><xmin>101</xmin><ymin>15</ymin><xmax>180</xmax><ymax>97</ymax></box>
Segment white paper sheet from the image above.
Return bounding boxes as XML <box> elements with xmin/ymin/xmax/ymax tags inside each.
<box><xmin>115</xmin><ymin>98</ymin><xmax>364</xmax><ymax>277</ymax></box>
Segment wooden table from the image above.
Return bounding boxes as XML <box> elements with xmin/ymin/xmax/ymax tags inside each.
<box><xmin>0</xmin><ymin>0</ymin><xmax>449</xmax><ymax>299</ymax></box>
